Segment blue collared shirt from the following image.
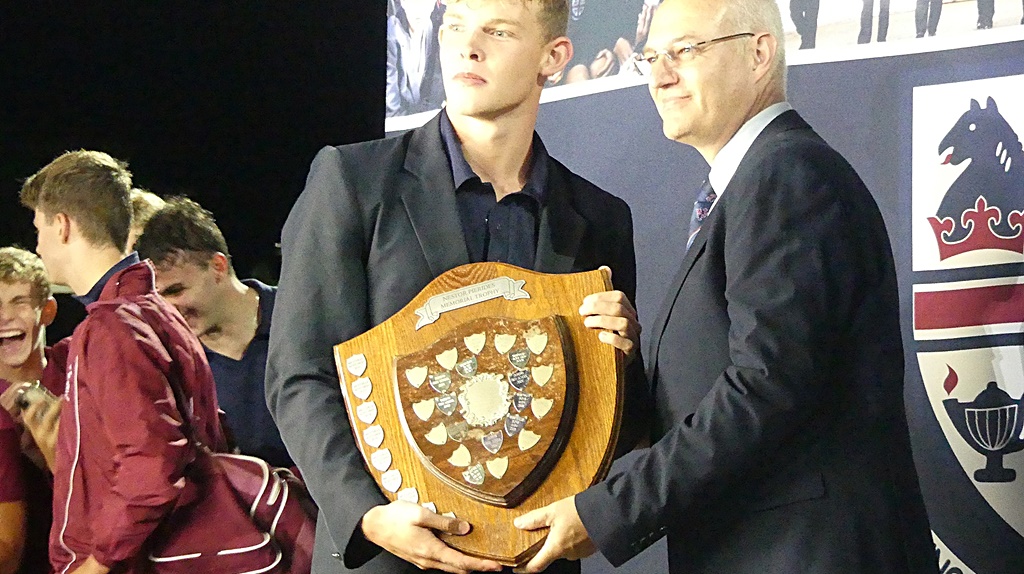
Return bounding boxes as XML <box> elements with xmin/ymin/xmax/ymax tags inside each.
<box><xmin>439</xmin><ymin>110</ymin><xmax>549</xmax><ymax>269</ymax></box>
<box><xmin>204</xmin><ymin>279</ymin><xmax>292</xmax><ymax>468</ymax></box>
<box><xmin>74</xmin><ymin>253</ymin><xmax>141</xmax><ymax>306</ymax></box>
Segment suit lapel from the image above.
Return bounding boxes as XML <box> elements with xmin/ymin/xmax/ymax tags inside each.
<box><xmin>646</xmin><ymin>110</ymin><xmax>809</xmax><ymax>380</ymax></box>
<box><xmin>646</xmin><ymin>206</ymin><xmax>719</xmax><ymax>380</ymax></box>
<box><xmin>533</xmin><ymin>161</ymin><xmax>586</xmax><ymax>274</ymax></box>
<box><xmin>647</xmin><ymin>108</ymin><xmax>806</xmax><ymax>372</ymax></box>
<box><xmin>400</xmin><ymin>114</ymin><xmax>471</xmax><ymax>277</ymax></box>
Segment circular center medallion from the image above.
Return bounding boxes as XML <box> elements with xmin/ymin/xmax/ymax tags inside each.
<box><xmin>458</xmin><ymin>372</ymin><xmax>511</xmax><ymax>427</ymax></box>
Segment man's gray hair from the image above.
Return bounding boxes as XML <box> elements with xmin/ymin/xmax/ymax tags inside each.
<box><xmin>721</xmin><ymin>0</ymin><xmax>787</xmax><ymax>91</ymax></box>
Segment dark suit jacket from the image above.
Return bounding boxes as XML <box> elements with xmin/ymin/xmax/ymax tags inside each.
<box><xmin>576</xmin><ymin>111</ymin><xmax>937</xmax><ymax>573</ymax></box>
<box><xmin>266</xmin><ymin>113</ymin><xmax>647</xmax><ymax>573</ymax></box>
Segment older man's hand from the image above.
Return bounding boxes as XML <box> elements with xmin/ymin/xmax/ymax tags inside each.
<box><xmin>513</xmin><ymin>495</ymin><xmax>596</xmax><ymax>573</ymax></box>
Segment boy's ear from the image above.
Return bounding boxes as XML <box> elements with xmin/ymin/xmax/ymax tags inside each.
<box><xmin>40</xmin><ymin>297</ymin><xmax>58</xmax><ymax>327</ymax></box>
<box><xmin>56</xmin><ymin>213</ymin><xmax>72</xmax><ymax>244</ymax></box>
<box><xmin>540</xmin><ymin>35</ymin><xmax>574</xmax><ymax>80</ymax></box>
<box><xmin>210</xmin><ymin>252</ymin><xmax>231</xmax><ymax>280</ymax></box>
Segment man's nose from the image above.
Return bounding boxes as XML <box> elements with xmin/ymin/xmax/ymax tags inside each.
<box><xmin>458</xmin><ymin>30</ymin><xmax>485</xmax><ymax>61</ymax></box>
<box><xmin>649</xmin><ymin>57</ymin><xmax>679</xmax><ymax>89</ymax></box>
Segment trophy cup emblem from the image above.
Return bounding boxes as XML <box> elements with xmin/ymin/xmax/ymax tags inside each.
<box><xmin>944</xmin><ymin>380</ymin><xmax>1024</xmax><ymax>483</ymax></box>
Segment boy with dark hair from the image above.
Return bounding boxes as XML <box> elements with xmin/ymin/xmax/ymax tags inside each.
<box><xmin>137</xmin><ymin>197</ymin><xmax>291</xmax><ymax>467</ymax></box>
<box><xmin>20</xmin><ymin>150</ymin><xmax>226</xmax><ymax>574</ymax></box>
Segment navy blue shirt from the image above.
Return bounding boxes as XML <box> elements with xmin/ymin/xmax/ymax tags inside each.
<box><xmin>74</xmin><ymin>253</ymin><xmax>140</xmax><ymax>306</ymax></box>
<box><xmin>439</xmin><ymin>111</ymin><xmax>549</xmax><ymax>268</ymax></box>
<box><xmin>205</xmin><ymin>279</ymin><xmax>292</xmax><ymax>468</ymax></box>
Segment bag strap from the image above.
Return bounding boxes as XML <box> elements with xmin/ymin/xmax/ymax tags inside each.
<box><xmin>143</xmin><ymin>307</ymin><xmax>209</xmax><ymax>458</ymax></box>
<box><xmin>162</xmin><ymin>369</ymin><xmax>213</xmax><ymax>472</ymax></box>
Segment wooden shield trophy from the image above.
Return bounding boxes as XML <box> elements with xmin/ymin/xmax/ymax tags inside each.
<box><xmin>333</xmin><ymin>262</ymin><xmax>624</xmax><ymax>566</ymax></box>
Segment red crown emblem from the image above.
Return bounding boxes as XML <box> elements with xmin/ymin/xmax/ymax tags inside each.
<box><xmin>928</xmin><ymin>195</ymin><xmax>1024</xmax><ymax>260</ymax></box>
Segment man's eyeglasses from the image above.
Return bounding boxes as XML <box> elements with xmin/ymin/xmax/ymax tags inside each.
<box><xmin>633</xmin><ymin>33</ymin><xmax>756</xmax><ymax>76</ymax></box>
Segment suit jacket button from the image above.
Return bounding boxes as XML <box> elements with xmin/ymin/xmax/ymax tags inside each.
<box><xmin>331</xmin><ymin>552</ymin><xmax>342</xmax><ymax>561</ymax></box>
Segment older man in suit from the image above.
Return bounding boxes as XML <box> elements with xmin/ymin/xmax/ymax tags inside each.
<box><xmin>267</xmin><ymin>1</ymin><xmax>647</xmax><ymax>573</ymax></box>
<box><xmin>515</xmin><ymin>0</ymin><xmax>937</xmax><ymax>572</ymax></box>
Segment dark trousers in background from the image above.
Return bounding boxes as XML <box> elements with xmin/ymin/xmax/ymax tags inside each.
<box><xmin>977</xmin><ymin>0</ymin><xmax>995</xmax><ymax>27</ymax></box>
<box><xmin>915</xmin><ymin>0</ymin><xmax>942</xmax><ymax>36</ymax></box>
<box><xmin>790</xmin><ymin>0</ymin><xmax>820</xmax><ymax>49</ymax></box>
<box><xmin>859</xmin><ymin>0</ymin><xmax>890</xmax><ymax>42</ymax></box>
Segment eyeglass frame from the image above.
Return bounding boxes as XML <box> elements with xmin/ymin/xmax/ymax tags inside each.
<box><xmin>632</xmin><ymin>32</ymin><xmax>756</xmax><ymax>75</ymax></box>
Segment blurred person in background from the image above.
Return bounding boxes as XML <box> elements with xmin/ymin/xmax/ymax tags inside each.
<box><xmin>977</xmin><ymin>0</ymin><xmax>994</xmax><ymax>28</ymax></box>
<box><xmin>859</xmin><ymin>0</ymin><xmax>889</xmax><ymax>43</ymax></box>
<box><xmin>126</xmin><ymin>188</ymin><xmax>165</xmax><ymax>250</ymax></box>
<box><xmin>137</xmin><ymin>196</ymin><xmax>292</xmax><ymax>468</ymax></box>
<box><xmin>387</xmin><ymin>0</ymin><xmax>446</xmax><ymax>116</ymax></box>
<box><xmin>559</xmin><ymin>0</ymin><xmax>660</xmax><ymax>83</ymax></box>
<box><xmin>915</xmin><ymin>0</ymin><xmax>942</xmax><ymax>37</ymax></box>
<box><xmin>790</xmin><ymin>0</ymin><xmax>819</xmax><ymax>48</ymax></box>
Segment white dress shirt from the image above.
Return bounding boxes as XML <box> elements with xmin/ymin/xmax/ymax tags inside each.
<box><xmin>707</xmin><ymin>101</ymin><xmax>793</xmax><ymax>211</ymax></box>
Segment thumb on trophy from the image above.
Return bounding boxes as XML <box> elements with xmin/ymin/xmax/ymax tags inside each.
<box><xmin>514</xmin><ymin>506</ymin><xmax>552</xmax><ymax>531</ymax></box>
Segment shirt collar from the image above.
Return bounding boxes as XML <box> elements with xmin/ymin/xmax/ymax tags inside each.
<box><xmin>438</xmin><ymin>109</ymin><xmax>549</xmax><ymax>204</ymax></box>
<box><xmin>708</xmin><ymin>101</ymin><xmax>793</xmax><ymax>198</ymax></box>
<box><xmin>74</xmin><ymin>252</ymin><xmax>141</xmax><ymax>306</ymax></box>
<box><xmin>242</xmin><ymin>279</ymin><xmax>275</xmax><ymax>338</ymax></box>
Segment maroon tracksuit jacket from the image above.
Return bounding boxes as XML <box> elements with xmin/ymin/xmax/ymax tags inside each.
<box><xmin>0</xmin><ymin>339</ymin><xmax>69</xmax><ymax>574</ymax></box>
<box><xmin>50</xmin><ymin>262</ymin><xmax>226</xmax><ymax>573</ymax></box>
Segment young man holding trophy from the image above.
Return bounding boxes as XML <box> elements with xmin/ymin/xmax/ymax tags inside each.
<box><xmin>267</xmin><ymin>1</ymin><xmax>648</xmax><ymax>572</ymax></box>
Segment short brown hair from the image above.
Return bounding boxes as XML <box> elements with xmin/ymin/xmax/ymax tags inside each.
<box><xmin>0</xmin><ymin>247</ymin><xmax>52</xmax><ymax>306</ymax></box>
<box><xmin>446</xmin><ymin>0</ymin><xmax>569</xmax><ymax>40</ymax></box>
<box><xmin>136</xmin><ymin>196</ymin><xmax>233</xmax><ymax>271</ymax></box>
<box><xmin>19</xmin><ymin>150</ymin><xmax>134</xmax><ymax>252</ymax></box>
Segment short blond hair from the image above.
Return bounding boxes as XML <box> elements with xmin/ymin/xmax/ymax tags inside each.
<box><xmin>445</xmin><ymin>0</ymin><xmax>569</xmax><ymax>40</ymax></box>
<box><xmin>130</xmin><ymin>188</ymin><xmax>165</xmax><ymax>231</ymax></box>
<box><xmin>0</xmin><ymin>247</ymin><xmax>51</xmax><ymax>306</ymax></box>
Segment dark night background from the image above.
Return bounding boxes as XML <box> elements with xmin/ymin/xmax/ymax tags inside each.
<box><xmin>1</xmin><ymin>2</ymin><xmax>385</xmax><ymax>338</ymax></box>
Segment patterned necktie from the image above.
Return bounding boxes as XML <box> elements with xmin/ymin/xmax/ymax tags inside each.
<box><xmin>686</xmin><ymin>180</ymin><xmax>717</xmax><ymax>250</ymax></box>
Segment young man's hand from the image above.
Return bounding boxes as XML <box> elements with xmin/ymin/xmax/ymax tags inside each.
<box><xmin>361</xmin><ymin>501</ymin><xmax>502</xmax><ymax>574</ymax></box>
<box><xmin>579</xmin><ymin>268</ymin><xmax>641</xmax><ymax>363</ymax></box>
<box><xmin>23</xmin><ymin>399</ymin><xmax>61</xmax><ymax>472</ymax></box>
